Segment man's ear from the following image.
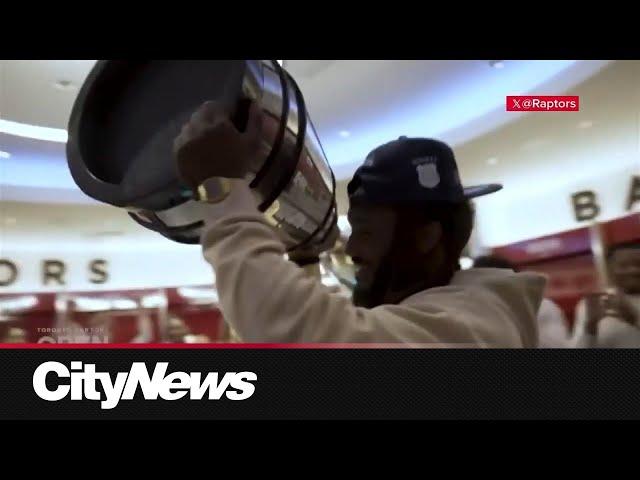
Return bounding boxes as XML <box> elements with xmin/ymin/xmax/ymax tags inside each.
<box><xmin>416</xmin><ymin>222</ymin><xmax>442</xmax><ymax>254</ymax></box>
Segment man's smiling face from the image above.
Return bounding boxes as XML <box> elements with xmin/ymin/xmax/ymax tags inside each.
<box><xmin>345</xmin><ymin>201</ymin><xmax>397</xmax><ymax>306</ymax></box>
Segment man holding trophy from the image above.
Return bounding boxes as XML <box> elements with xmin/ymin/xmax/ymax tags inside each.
<box><xmin>173</xmin><ymin>100</ymin><xmax>545</xmax><ymax>346</ymax></box>
<box><xmin>67</xmin><ymin>60</ymin><xmax>544</xmax><ymax>346</ymax></box>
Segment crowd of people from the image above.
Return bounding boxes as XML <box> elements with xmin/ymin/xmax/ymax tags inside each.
<box><xmin>472</xmin><ymin>251</ymin><xmax>640</xmax><ymax>348</ymax></box>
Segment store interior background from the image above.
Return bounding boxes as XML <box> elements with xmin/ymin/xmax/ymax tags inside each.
<box><xmin>1</xmin><ymin>60</ymin><xmax>639</xmax><ymax>343</ymax></box>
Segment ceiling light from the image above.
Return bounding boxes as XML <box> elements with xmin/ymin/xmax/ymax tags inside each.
<box><xmin>578</xmin><ymin>120</ymin><xmax>594</xmax><ymax>129</ymax></box>
<box><xmin>177</xmin><ymin>287</ymin><xmax>219</xmax><ymax>305</ymax></box>
<box><xmin>489</xmin><ymin>60</ymin><xmax>505</xmax><ymax>69</ymax></box>
<box><xmin>460</xmin><ymin>257</ymin><xmax>474</xmax><ymax>270</ymax></box>
<box><xmin>487</xmin><ymin>157</ymin><xmax>499</xmax><ymax>166</ymax></box>
<box><xmin>140</xmin><ymin>293</ymin><xmax>168</xmax><ymax>309</ymax></box>
<box><xmin>72</xmin><ymin>297</ymin><xmax>112</xmax><ymax>312</ymax></box>
<box><xmin>86</xmin><ymin>231</ymin><xmax>125</xmax><ymax>238</ymax></box>
<box><xmin>339</xmin><ymin>130</ymin><xmax>351</xmax><ymax>138</ymax></box>
<box><xmin>0</xmin><ymin>119</ymin><xmax>68</xmax><ymax>143</ymax></box>
<box><xmin>54</xmin><ymin>79</ymin><xmax>76</xmax><ymax>91</ymax></box>
<box><xmin>0</xmin><ymin>150</ymin><xmax>11</xmax><ymax>159</ymax></box>
<box><xmin>520</xmin><ymin>138</ymin><xmax>551</xmax><ymax>151</ymax></box>
<box><xmin>111</xmin><ymin>299</ymin><xmax>138</xmax><ymax>310</ymax></box>
<box><xmin>0</xmin><ymin>296</ymin><xmax>39</xmax><ymax>313</ymax></box>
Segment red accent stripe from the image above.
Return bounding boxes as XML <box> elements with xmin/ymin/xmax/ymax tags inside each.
<box><xmin>0</xmin><ymin>343</ymin><xmax>459</xmax><ymax>349</ymax></box>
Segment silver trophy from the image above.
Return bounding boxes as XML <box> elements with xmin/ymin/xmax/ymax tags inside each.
<box><xmin>67</xmin><ymin>60</ymin><xmax>339</xmax><ymax>253</ymax></box>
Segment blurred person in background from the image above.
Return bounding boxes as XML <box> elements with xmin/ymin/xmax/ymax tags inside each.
<box><xmin>129</xmin><ymin>312</ymin><xmax>154</xmax><ymax>344</ymax></box>
<box><xmin>2</xmin><ymin>327</ymin><xmax>28</xmax><ymax>344</ymax></box>
<box><xmin>172</xmin><ymin>101</ymin><xmax>545</xmax><ymax>346</ymax></box>
<box><xmin>166</xmin><ymin>316</ymin><xmax>191</xmax><ymax>343</ymax></box>
<box><xmin>571</xmin><ymin>243</ymin><xmax>640</xmax><ymax>348</ymax></box>
<box><xmin>473</xmin><ymin>255</ymin><xmax>570</xmax><ymax>348</ymax></box>
<box><xmin>166</xmin><ymin>315</ymin><xmax>213</xmax><ymax>344</ymax></box>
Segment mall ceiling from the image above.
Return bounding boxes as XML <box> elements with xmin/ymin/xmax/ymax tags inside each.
<box><xmin>1</xmin><ymin>60</ymin><xmax>611</xmax><ymax>206</ymax></box>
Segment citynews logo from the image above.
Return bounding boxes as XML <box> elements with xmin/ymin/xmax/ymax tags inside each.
<box><xmin>506</xmin><ymin>96</ymin><xmax>579</xmax><ymax>112</ymax></box>
<box><xmin>33</xmin><ymin>362</ymin><xmax>257</xmax><ymax>410</ymax></box>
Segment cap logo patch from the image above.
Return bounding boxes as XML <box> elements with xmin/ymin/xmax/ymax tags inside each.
<box><xmin>413</xmin><ymin>157</ymin><xmax>440</xmax><ymax>189</ymax></box>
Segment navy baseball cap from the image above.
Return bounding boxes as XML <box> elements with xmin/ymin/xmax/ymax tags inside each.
<box><xmin>347</xmin><ymin>137</ymin><xmax>502</xmax><ymax>205</ymax></box>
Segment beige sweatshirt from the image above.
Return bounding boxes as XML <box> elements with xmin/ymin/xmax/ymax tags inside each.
<box><xmin>200</xmin><ymin>181</ymin><xmax>545</xmax><ymax>347</ymax></box>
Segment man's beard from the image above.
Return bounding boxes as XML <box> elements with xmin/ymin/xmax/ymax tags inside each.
<box><xmin>352</xmin><ymin>259</ymin><xmax>393</xmax><ymax>308</ymax></box>
<box><xmin>351</xmin><ymin>250</ymin><xmax>445</xmax><ymax>308</ymax></box>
